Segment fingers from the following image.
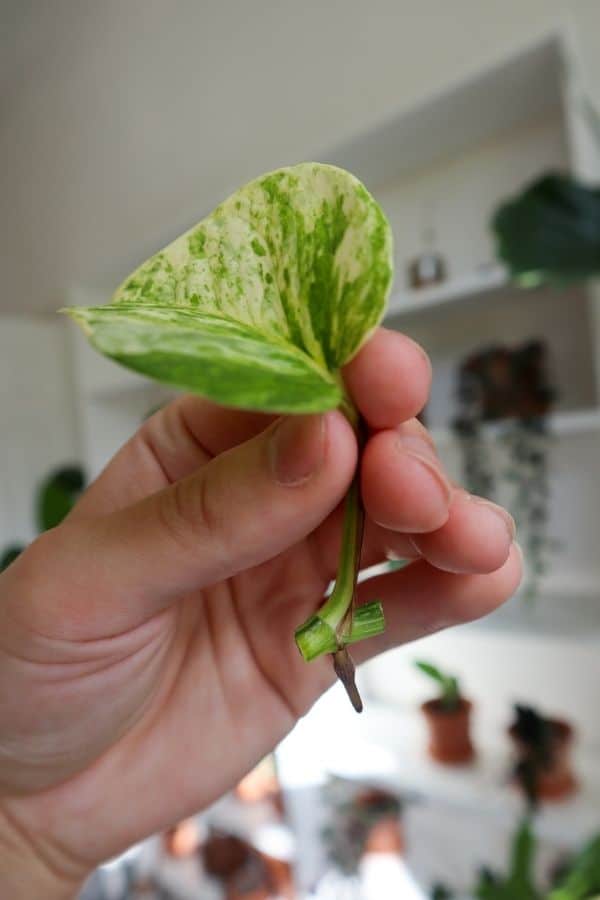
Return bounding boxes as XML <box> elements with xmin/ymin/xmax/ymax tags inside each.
<box><xmin>73</xmin><ymin>326</ymin><xmax>431</xmax><ymax>519</ymax></box>
<box><xmin>48</xmin><ymin>411</ymin><xmax>358</xmax><ymax>637</ymax></box>
<box><xmin>352</xmin><ymin>544</ymin><xmax>523</xmax><ymax>663</ymax></box>
<box><xmin>410</xmin><ymin>491</ymin><xmax>516</xmax><ymax>574</ymax></box>
<box><xmin>361</xmin><ymin>421</ymin><xmax>452</xmax><ymax>533</ymax></box>
<box><xmin>344</xmin><ymin>327</ymin><xmax>431</xmax><ymax>429</ymax></box>
<box><xmin>314</xmin><ymin>489</ymin><xmax>515</xmax><ymax>583</ymax></box>
<box><xmin>72</xmin><ymin>397</ymin><xmax>275</xmax><ymax>517</ymax></box>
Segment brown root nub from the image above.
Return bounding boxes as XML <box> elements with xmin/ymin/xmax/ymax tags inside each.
<box><xmin>333</xmin><ymin>648</ymin><xmax>363</xmax><ymax>713</ymax></box>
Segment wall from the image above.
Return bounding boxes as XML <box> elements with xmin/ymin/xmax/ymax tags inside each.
<box><xmin>0</xmin><ymin>317</ymin><xmax>81</xmax><ymax>549</ymax></box>
<box><xmin>1</xmin><ymin>1</ymin><xmax>600</xmax><ymax>314</ymax></box>
<box><xmin>363</xmin><ymin>625</ymin><xmax>600</xmax><ymax>751</ymax></box>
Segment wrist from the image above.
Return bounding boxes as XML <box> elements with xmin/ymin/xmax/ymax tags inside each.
<box><xmin>0</xmin><ymin>805</ymin><xmax>84</xmax><ymax>900</ymax></box>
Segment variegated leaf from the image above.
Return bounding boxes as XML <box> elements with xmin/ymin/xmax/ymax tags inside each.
<box><xmin>66</xmin><ymin>163</ymin><xmax>393</xmax><ymax>413</ymax></box>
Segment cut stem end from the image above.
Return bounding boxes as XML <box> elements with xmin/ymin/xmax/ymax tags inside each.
<box><xmin>294</xmin><ymin>600</ymin><xmax>385</xmax><ymax>662</ymax></box>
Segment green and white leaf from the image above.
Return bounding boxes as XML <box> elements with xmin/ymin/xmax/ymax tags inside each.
<box><xmin>66</xmin><ymin>163</ymin><xmax>393</xmax><ymax>414</ymax></box>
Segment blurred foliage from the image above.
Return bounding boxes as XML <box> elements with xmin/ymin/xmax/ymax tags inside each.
<box><xmin>474</xmin><ymin>819</ymin><xmax>541</xmax><ymax>900</ymax></box>
<box><xmin>0</xmin><ymin>465</ymin><xmax>86</xmax><ymax>572</ymax></box>
<box><xmin>415</xmin><ymin>660</ymin><xmax>461</xmax><ymax>711</ymax></box>
<box><xmin>36</xmin><ymin>465</ymin><xmax>86</xmax><ymax>532</ymax></box>
<box><xmin>0</xmin><ymin>545</ymin><xmax>24</xmax><ymax>571</ymax></box>
<box><xmin>493</xmin><ymin>98</ymin><xmax>600</xmax><ymax>286</ymax></box>
<box><xmin>549</xmin><ymin>835</ymin><xmax>600</xmax><ymax>899</ymax></box>
<box><xmin>493</xmin><ymin>174</ymin><xmax>600</xmax><ymax>287</ymax></box>
<box><xmin>510</xmin><ymin>706</ymin><xmax>552</xmax><ymax>812</ymax></box>
<box><xmin>431</xmin><ymin>817</ymin><xmax>600</xmax><ymax>900</ymax></box>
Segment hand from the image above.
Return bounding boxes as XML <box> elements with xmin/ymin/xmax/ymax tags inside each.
<box><xmin>0</xmin><ymin>328</ymin><xmax>521</xmax><ymax>897</ymax></box>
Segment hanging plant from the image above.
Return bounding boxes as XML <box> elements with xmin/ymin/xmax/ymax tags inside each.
<box><xmin>453</xmin><ymin>341</ymin><xmax>557</xmax><ymax>603</ymax></box>
<box><xmin>65</xmin><ymin>162</ymin><xmax>394</xmax><ymax>710</ymax></box>
<box><xmin>452</xmin><ymin>356</ymin><xmax>496</xmax><ymax>502</ymax></box>
<box><xmin>501</xmin><ymin>418</ymin><xmax>558</xmax><ymax>603</ymax></box>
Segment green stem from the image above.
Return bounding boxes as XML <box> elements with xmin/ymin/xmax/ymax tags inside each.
<box><xmin>294</xmin><ymin>397</ymin><xmax>385</xmax><ymax>670</ymax></box>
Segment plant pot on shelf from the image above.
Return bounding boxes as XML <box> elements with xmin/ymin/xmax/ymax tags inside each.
<box><xmin>202</xmin><ymin>830</ymin><xmax>295</xmax><ymax>900</ymax></box>
<box><xmin>508</xmin><ymin>717</ymin><xmax>577</xmax><ymax>803</ymax></box>
<box><xmin>356</xmin><ymin>788</ymin><xmax>404</xmax><ymax>856</ymax></box>
<box><xmin>162</xmin><ymin>817</ymin><xmax>202</xmax><ymax>858</ymax></box>
<box><xmin>421</xmin><ymin>698</ymin><xmax>475</xmax><ymax>765</ymax></box>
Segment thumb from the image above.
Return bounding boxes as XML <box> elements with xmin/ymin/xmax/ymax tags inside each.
<box><xmin>74</xmin><ymin>410</ymin><xmax>356</xmax><ymax>632</ymax></box>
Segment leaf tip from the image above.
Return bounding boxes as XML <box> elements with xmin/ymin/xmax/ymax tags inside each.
<box><xmin>59</xmin><ymin>306</ymin><xmax>93</xmax><ymax>336</ymax></box>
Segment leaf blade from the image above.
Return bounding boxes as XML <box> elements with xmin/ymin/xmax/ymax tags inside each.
<box><xmin>66</xmin><ymin>163</ymin><xmax>393</xmax><ymax>413</ymax></box>
<box><xmin>67</xmin><ymin>305</ymin><xmax>342</xmax><ymax>413</ymax></box>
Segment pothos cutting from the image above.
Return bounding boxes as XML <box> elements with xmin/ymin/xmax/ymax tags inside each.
<box><xmin>66</xmin><ymin>163</ymin><xmax>394</xmax><ymax>711</ymax></box>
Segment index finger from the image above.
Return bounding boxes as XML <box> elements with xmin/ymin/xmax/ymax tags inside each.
<box><xmin>72</xmin><ymin>327</ymin><xmax>429</xmax><ymax>518</ymax></box>
<box><xmin>343</xmin><ymin>327</ymin><xmax>432</xmax><ymax>429</ymax></box>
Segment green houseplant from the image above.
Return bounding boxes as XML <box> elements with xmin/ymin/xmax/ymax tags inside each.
<box><xmin>509</xmin><ymin>704</ymin><xmax>577</xmax><ymax>807</ymax></box>
<box><xmin>493</xmin><ymin>174</ymin><xmax>600</xmax><ymax>288</ymax></box>
<box><xmin>452</xmin><ymin>342</ymin><xmax>556</xmax><ymax>605</ymax></box>
<box><xmin>430</xmin><ymin>822</ymin><xmax>600</xmax><ymax>900</ymax></box>
<box><xmin>416</xmin><ymin>661</ymin><xmax>475</xmax><ymax>764</ymax></box>
<box><xmin>415</xmin><ymin>661</ymin><xmax>461</xmax><ymax>711</ymax></box>
<box><xmin>490</xmin><ymin>113</ymin><xmax>600</xmax><ymax>603</ymax></box>
<box><xmin>493</xmin><ymin>96</ymin><xmax>600</xmax><ymax>286</ymax></box>
<box><xmin>0</xmin><ymin>465</ymin><xmax>86</xmax><ymax>572</ymax></box>
<box><xmin>65</xmin><ymin>162</ymin><xmax>394</xmax><ymax>710</ymax></box>
<box><xmin>549</xmin><ymin>834</ymin><xmax>600</xmax><ymax>899</ymax></box>
<box><xmin>474</xmin><ymin>818</ymin><xmax>541</xmax><ymax>900</ymax></box>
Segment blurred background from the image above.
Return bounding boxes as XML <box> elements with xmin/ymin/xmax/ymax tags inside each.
<box><xmin>2</xmin><ymin>2</ymin><xmax>600</xmax><ymax>897</ymax></box>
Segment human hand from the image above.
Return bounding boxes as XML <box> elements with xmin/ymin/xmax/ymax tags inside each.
<box><xmin>0</xmin><ymin>328</ymin><xmax>521</xmax><ymax>897</ymax></box>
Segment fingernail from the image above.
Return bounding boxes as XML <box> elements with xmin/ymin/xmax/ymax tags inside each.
<box><xmin>396</xmin><ymin>435</ymin><xmax>452</xmax><ymax>503</ymax></box>
<box><xmin>512</xmin><ymin>539</ymin><xmax>524</xmax><ymax>565</ymax></box>
<box><xmin>270</xmin><ymin>414</ymin><xmax>327</xmax><ymax>485</ymax></box>
<box><xmin>412</xmin><ymin>337</ymin><xmax>433</xmax><ymax>378</ymax></box>
<box><xmin>469</xmin><ymin>495</ymin><xmax>517</xmax><ymax>541</ymax></box>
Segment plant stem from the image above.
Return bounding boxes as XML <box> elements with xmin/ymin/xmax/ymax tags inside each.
<box><xmin>294</xmin><ymin>394</ymin><xmax>385</xmax><ymax>710</ymax></box>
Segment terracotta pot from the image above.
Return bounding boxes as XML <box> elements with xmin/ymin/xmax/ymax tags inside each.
<box><xmin>261</xmin><ymin>852</ymin><xmax>295</xmax><ymax>899</ymax></box>
<box><xmin>162</xmin><ymin>817</ymin><xmax>201</xmax><ymax>858</ymax></box>
<box><xmin>508</xmin><ymin>718</ymin><xmax>577</xmax><ymax>802</ymax></box>
<box><xmin>421</xmin><ymin>698</ymin><xmax>475</xmax><ymax>765</ymax></box>
<box><xmin>355</xmin><ymin>788</ymin><xmax>404</xmax><ymax>856</ymax></box>
<box><xmin>202</xmin><ymin>831</ymin><xmax>295</xmax><ymax>899</ymax></box>
<box><xmin>363</xmin><ymin>815</ymin><xmax>405</xmax><ymax>855</ymax></box>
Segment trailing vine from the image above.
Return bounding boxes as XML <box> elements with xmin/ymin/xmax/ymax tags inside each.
<box><xmin>501</xmin><ymin>418</ymin><xmax>557</xmax><ymax>603</ymax></box>
<box><xmin>452</xmin><ymin>341</ymin><xmax>557</xmax><ymax>603</ymax></box>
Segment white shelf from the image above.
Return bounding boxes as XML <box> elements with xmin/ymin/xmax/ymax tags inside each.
<box><xmin>430</xmin><ymin>408</ymin><xmax>600</xmax><ymax>447</ymax></box>
<box><xmin>319</xmin><ymin>705</ymin><xmax>600</xmax><ymax>851</ymax></box>
<box><xmin>386</xmin><ymin>266</ymin><xmax>510</xmax><ymax>319</ymax></box>
<box><xmin>325</xmin><ymin>34</ymin><xmax>564</xmax><ymax>187</ymax></box>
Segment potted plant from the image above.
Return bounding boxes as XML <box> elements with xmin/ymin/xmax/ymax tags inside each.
<box><xmin>416</xmin><ymin>661</ymin><xmax>475</xmax><ymax>764</ymax></box>
<box><xmin>322</xmin><ymin>777</ymin><xmax>404</xmax><ymax>877</ymax></box>
<box><xmin>473</xmin><ymin>818</ymin><xmax>541</xmax><ymax>900</ymax></box>
<box><xmin>508</xmin><ymin>704</ymin><xmax>577</xmax><ymax>805</ymax></box>
<box><xmin>202</xmin><ymin>829</ymin><xmax>295</xmax><ymax>899</ymax></box>
<box><xmin>235</xmin><ymin>755</ymin><xmax>284</xmax><ymax>817</ymax></box>
<box><xmin>162</xmin><ymin>816</ymin><xmax>202</xmax><ymax>858</ymax></box>
<box><xmin>452</xmin><ymin>341</ymin><xmax>557</xmax><ymax>604</ymax></box>
<box><xmin>549</xmin><ymin>834</ymin><xmax>600</xmax><ymax>899</ymax></box>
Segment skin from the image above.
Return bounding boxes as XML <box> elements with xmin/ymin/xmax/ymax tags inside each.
<box><xmin>0</xmin><ymin>328</ymin><xmax>521</xmax><ymax>898</ymax></box>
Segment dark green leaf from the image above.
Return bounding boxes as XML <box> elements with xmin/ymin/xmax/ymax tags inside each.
<box><xmin>493</xmin><ymin>173</ymin><xmax>600</xmax><ymax>286</ymax></box>
<box><xmin>0</xmin><ymin>545</ymin><xmax>25</xmax><ymax>572</ymax></box>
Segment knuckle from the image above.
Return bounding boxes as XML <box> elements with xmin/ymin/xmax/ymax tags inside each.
<box><xmin>159</xmin><ymin>473</ymin><xmax>224</xmax><ymax>557</ymax></box>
